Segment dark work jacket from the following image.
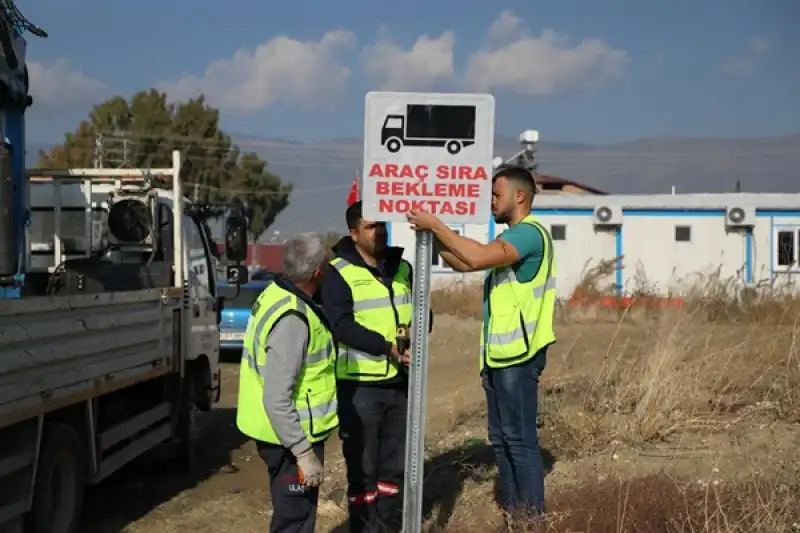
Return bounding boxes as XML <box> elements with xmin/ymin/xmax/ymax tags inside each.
<box><xmin>318</xmin><ymin>237</ymin><xmax>431</xmax><ymax>388</ymax></box>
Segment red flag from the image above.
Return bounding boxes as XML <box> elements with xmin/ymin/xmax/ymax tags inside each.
<box><xmin>347</xmin><ymin>176</ymin><xmax>359</xmax><ymax>206</ymax></box>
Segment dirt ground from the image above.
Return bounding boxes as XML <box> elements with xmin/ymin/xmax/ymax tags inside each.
<box><xmin>80</xmin><ymin>308</ymin><xmax>800</xmax><ymax>533</ymax></box>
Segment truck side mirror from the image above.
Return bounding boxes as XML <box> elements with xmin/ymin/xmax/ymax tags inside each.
<box><xmin>225</xmin><ymin>213</ymin><xmax>248</xmax><ymax>262</ymax></box>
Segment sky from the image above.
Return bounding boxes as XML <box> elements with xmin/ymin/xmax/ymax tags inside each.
<box><xmin>22</xmin><ymin>0</ymin><xmax>800</xmax><ymax>145</ymax></box>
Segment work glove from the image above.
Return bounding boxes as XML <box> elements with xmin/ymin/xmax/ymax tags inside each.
<box><xmin>296</xmin><ymin>449</ymin><xmax>324</xmax><ymax>489</ymax></box>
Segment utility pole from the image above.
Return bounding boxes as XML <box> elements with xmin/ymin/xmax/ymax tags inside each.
<box><xmin>121</xmin><ymin>137</ymin><xmax>130</xmax><ymax>167</ymax></box>
<box><xmin>93</xmin><ymin>134</ymin><xmax>103</xmax><ymax>168</ymax></box>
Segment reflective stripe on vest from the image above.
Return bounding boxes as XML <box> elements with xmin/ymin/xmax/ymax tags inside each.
<box><xmin>236</xmin><ymin>283</ymin><xmax>339</xmax><ymax>444</ymax></box>
<box><xmin>330</xmin><ymin>257</ymin><xmax>412</xmax><ymax>381</ymax></box>
<box><xmin>481</xmin><ymin>215</ymin><xmax>557</xmax><ymax>369</ymax></box>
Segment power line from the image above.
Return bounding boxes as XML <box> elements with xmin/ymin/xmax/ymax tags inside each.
<box><xmin>54</xmin><ymin>131</ymin><xmax>790</xmax><ymax>160</ymax></box>
<box><xmin>87</xmin><ymin>131</ymin><xmax>358</xmax><ymax>156</ymax></box>
<box><xmin>45</xmin><ymin>138</ymin><xmax>362</xmax><ymax>169</ymax></box>
<box><xmin>184</xmin><ymin>181</ymin><xmax>350</xmax><ymax>196</ymax></box>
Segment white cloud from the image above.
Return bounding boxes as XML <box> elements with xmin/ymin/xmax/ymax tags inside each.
<box><xmin>722</xmin><ymin>36</ymin><xmax>770</xmax><ymax>74</ymax></box>
<box><xmin>157</xmin><ymin>30</ymin><xmax>356</xmax><ymax>112</ymax></box>
<box><xmin>486</xmin><ymin>10</ymin><xmax>524</xmax><ymax>46</ymax></box>
<box><xmin>28</xmin><ymin>59</ymin><xmax>110</xmax><ymax>108</ymax></box>
<box><xmin>362</xmin><ymin>32</ymin><xmax>455</xmax><ymax>91</ymax></box>
<box><xmin>464</xmin><ymin>12</ymin><xmax>629</xmax><ymax>96</ymax></box>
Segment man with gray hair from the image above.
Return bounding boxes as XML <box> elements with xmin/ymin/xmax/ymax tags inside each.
<box><xmin>236</xmin><ymin>232</ymin><xmax>338</xmax><ymax>533</ymax></box>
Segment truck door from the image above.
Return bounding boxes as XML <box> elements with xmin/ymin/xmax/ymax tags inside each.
<box><xmin>185</xmin><ymin>215</ymin><xmax>220</xmax><ymax>369</ymax></box>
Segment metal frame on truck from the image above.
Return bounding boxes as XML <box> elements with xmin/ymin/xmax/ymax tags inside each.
<box><xmin>0</xmin><ymin>152</ymin><xmax>239</xmax><ymax>533</ymax></box>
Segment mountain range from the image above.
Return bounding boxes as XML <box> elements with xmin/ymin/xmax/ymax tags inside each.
<box><xmin>29</xmin><ymin>132</ymin><xmax>800</xmax><ymax>238</ymax></box>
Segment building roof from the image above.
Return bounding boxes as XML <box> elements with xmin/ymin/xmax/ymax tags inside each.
<box><xmin>536</xmin><ymin>174</ymin><xmax>608</xmax><ymax>195</ymax></box>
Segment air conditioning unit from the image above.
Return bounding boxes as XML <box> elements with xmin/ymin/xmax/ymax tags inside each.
<box><xmin>593</xmin><ymin>205</ymin><xmax>622</xmax><ymax>226</ymax></box>
<box><xmin>725</xmin><ymin>206</ymin><xmax>755</xmax><ymax>228</ymax></box>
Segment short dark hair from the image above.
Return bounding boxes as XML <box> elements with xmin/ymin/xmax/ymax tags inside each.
<box><xmin>346</xmin><ymin>200</ymin><xmax>363</xmax><ymax>230</ymax></box>
<box><xmin>493</xmin><ymin>165</ymin><xmax>536</xmax><ymax>199</ymax></box>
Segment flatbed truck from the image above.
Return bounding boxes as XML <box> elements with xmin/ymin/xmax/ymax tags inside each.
<box><xmin>0</xmin><ymin>152</ymin><xmax>249</xmax><ymax>533</ymax></box>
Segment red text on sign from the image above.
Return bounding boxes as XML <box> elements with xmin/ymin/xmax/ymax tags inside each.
<box><xmin>378</xmin><ymin>199</ymin><xmax>477</xmax><ymax>216</ymax></box>
<box><xmin>368</xmin><ymin>164</ymin><xmax>488</xmax><ymax>181</ymax></box>
<box><xmin>375</xmin><ymin>181</ymin><xmax>481</xmax><ymax>198</ymax></box>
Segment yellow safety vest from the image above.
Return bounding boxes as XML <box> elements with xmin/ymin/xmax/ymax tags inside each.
<box><xmin>330</xmin><ymin>257</ymin><xmax>412</xmax><ymax>382</ymax></box>
<box><xmin>236</xmin><ymin>282</ymin><xmax>339</xmax><ymax>444</ymax></box>
<box><xmin>481</xmin><ymin>215</ymin><xmax>557</xmax><ymax>369</ymax></box>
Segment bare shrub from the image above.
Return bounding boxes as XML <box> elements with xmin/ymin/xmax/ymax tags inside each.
<box><xmin>682</xmin><ymin>268</ymin><xmax>800</xmax><ymax>325</ymax></box>
<box><xmin>562</xmin><ymin>312</ymin><xmax>800</xmax><ymax>446</ymax></box>
<box><xmin>543</xmin><ymin>471</ymin><xmax>798</xmax><ymax>533</ymax></box>
<box><xmin>433</xmin><ymin>470</ymin><xmax>800</xmax><ymax>533</ymax></box>
<box><xmin>427</xmin><ymin>264</ymin><xmax>800</xmax><ymax>532</ymax></box>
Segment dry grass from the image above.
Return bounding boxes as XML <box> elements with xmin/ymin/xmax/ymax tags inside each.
<box><xmin>83</xmin><ymin>262</ymin><xmax>800</xmax><ymax>533</ymax></box>
<box><xmin>424</xmin><ymin>468</ymin><xmax>800</xmax><ymax>533</ymax></box>
<box><xmin>431</xmin><ymin>281</ymin><xmax>484</xmax><ymax>319</ymax></box>
<box><xmin>520</xmin><ymin>471</ymin><xmax>798</xmax><ymax>533</ymax></box>
<box><xmin>423</xmin><ymin>262</ymin><xmax>800</xmax><ymax>533</ymax></box>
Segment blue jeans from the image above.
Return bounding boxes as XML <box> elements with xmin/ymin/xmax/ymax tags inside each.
<box><xmin>482</xmin><ymin>350</ymin><xmax>547</xmax><ymax>515</ymax></box>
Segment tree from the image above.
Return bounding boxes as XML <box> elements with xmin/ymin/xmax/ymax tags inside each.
<box><xmin>37</xmin><ymin>89</ymin><xmax>291</xmax><ymax>241</ymax></box>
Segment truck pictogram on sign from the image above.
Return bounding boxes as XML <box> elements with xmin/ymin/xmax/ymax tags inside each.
<box><xmin>381</xmin><ymin>104</ymin><xmax>476</xmax><ymax>155</ymax></box>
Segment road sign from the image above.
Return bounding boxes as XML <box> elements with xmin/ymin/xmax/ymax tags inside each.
<box><xmin>360</xmin><ymin>91</ymin><xmax>495</xmax><ymax>533</ymax></box>
<box><xmin>362</xmin><ymin>91</ymin><xmax>495</xmax><ymax>225</ymax></box>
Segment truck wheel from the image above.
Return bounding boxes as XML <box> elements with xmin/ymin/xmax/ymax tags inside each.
<box><xmin>27</xmin><ymin>424</ymin><xmax>86</xmax><ymax>533</ymax></box>
<box><xmin>446</xmin><ymin>141</ymin><xmax>462</xmax><ymax>155</ymax></box>
<box><xmin>385</xmin><ymin>138</ymin><xmax>402</xmax><ymax>153</ymax></box>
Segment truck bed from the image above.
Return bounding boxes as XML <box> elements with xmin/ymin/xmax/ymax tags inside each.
<box><xmin>0</xmin><ymin>288</ymin><xmax>185</xmax><ymax>429</ymax></box>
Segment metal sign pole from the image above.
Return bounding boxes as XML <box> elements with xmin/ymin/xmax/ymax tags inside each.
<box><xmin>401</xmin><ymin>229</ymin><xmax>433</xmax><ymax>533</ymax></box>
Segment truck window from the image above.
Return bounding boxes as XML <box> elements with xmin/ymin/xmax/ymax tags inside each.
<box><xmin>186</xmin><ymin>217</ymin><xmax>214</xmax><ymax>299</ymax></box>
<box><xmin>189</xmin><ymin>215</ymin><xmax>219</xmax><ymax>297</ymax></box>
<box><xmin>384</xmin><ymin>116</ymin><xmax>403</xmax><ymax>129</ymax></box>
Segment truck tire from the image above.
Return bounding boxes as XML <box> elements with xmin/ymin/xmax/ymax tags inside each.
<box><xmin>446</xmin><ymin>140</ymin><xmax>462</xmax><ymax>155</ymax></box>
<box><xmin>385</xmin><ymin>138</ymin><xmax>402</xmax><ymax>153</ymax></box>
<box><xmin>27</xmin><ymin>423</ymin><xmax>86</xmax><ymax>533</ymax></box>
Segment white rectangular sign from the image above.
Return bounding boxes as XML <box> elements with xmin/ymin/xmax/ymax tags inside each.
<box><xmin>362</xmin><ymin>91</ymin><xmax>495</xmax><ymax>225</ymax></box>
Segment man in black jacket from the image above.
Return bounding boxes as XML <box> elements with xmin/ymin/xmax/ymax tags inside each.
<box><xmin>319</xmin><ymin>201</ymin><xmax>416</xmax><ymax>533</ymax></box>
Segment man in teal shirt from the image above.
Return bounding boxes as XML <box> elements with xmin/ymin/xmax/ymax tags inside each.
<box><xmin>407</xmin><ymin>165</ymin><xmax>551</xmax><ymax>520</ymax></box>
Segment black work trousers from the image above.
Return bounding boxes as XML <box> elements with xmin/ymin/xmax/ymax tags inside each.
<box><xmin>257</xmin><ymin>440</ymin><xmax>325</xmax><ymax>533</ymax></box>
<box><xmin>338</xmin><ymin>381</ymin><xmax>407</xmax><ymax>533</ymax></box>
